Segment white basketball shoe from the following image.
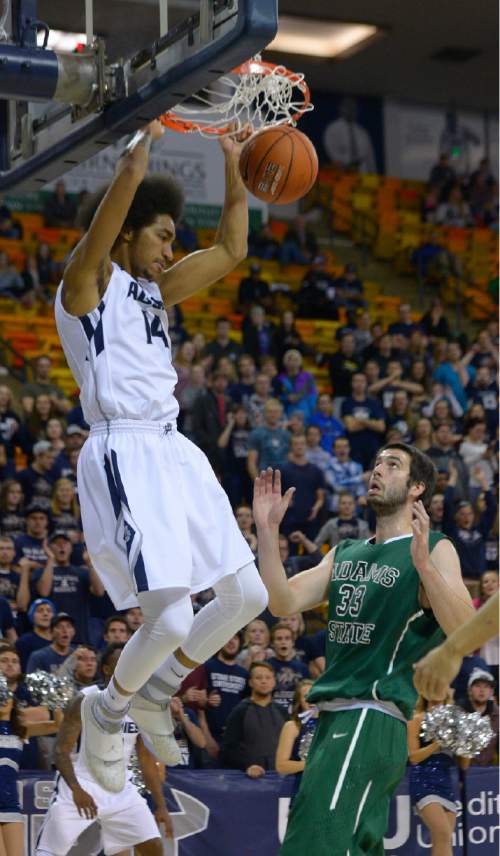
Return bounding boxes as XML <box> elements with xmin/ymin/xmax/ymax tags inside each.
<box><xmin>129</xmin><ymin>689</ymin><xmax>182</xmax><ymax>766</ymax></box>
<box><xmin>81</xmin><ymin>689</ymin><xmax>126</xmax><ymax>793</ymax></box>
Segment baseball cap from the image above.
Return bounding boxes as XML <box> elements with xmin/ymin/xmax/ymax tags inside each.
<box><xmin>468</xmin><ymin>668</ymin><xmax>495</xmax><ymax>688</ymax></box>
<box><xmin>33</xmin><ymin>440</ymin><xmax>52</xmax><ymax>456</ymax></box>
<box><xmin>49</xmin><ymin>530</ymin><xmax>71</xmax><ymax>544</ymax></box>
<box><xmin>27</xmin><ymin>598</ymin><xmax>56</xmax><ymax>624</ymax></box>
<box><xmin>25</xmin><ymin>502</ymin><xmax>49</xmax><ymax>517</ymax></box>
<box><xmin>312</xmin><ymin>255</ymin><xmax>326</xmax><ymax>265</ymax></box>
<box><xmin>51</xmin><ymin>612</ymin><xmax>76</xmax><ymax>630</ymax></box>
<box><xmin>66</xmin><ymin>424</ymin><xmax>87</xmax><ymax>436</ymax></box>
<box><xmin>250</xmin><ymin>262</ymin><xmax>261</xmax><ymax>273</ymax></box>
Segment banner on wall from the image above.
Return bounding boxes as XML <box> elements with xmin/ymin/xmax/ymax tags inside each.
<box><xmin>384</xmin><ymin>100</ymin><xmax>499</xmax><ymax>181</ymax></box>
<box><xmin>43</xmin><ymin>133</ymin><xmax>267</xmax><ymax>229</ymax></box>
<box><xmin>18</xmin><ymin>767</ymin><xmax>499</xmax><ymax>855</ymax></box>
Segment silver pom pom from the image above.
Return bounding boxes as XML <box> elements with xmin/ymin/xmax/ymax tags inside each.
<box><xmin>0</xmin><ymin>673</ymin><xmax>13</xmax><ymax>707</ymax></box>
<box><xmin>421</xmin><ymin>704</ymin><xmax>495</xmax><ymax>757</ymax></box>
<box><xmin>421</xmin><ymin>704</ymin><xmax>462</xmax><ymax>750</ymax></box>
<box><xmin>297</xmin><ymin>710</ymin><xmax>318</xmax><ymax>761</ymax></box>
<box><xmin>25</xmin><ymin>671</ymin><xmax>74</xmax><ymax>711</ymax></box>
<box><xmin>128</xmin><ymin>750</ymin><xmax>149</xmax><ymax>795</ymax></box>
<box><xmin>454</xmin><ymin>712</ymin><xmax>495</xmax><ymax>757</ymax></box>
<box><xmin>298</xmin><ymin>727</ymin><xmax>315</xmax><ymax>760</ymax></box>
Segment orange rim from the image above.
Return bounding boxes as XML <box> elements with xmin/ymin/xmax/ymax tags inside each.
<box><xmin>159</xmin><ymin>58</ymin><xmax>311</xmax><ymax>135</ymax></box>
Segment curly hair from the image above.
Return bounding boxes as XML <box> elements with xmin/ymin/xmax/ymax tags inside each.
<box><xmin>77</xmin><ymin>173</ymin><xmax>184</xmax><ymax>235</ymax></box>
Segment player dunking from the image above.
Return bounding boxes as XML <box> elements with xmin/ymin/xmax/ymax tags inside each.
<box><xmin>55</xmin><ymin>120</ymin><xmax>267</xmax><ymax>791</ymax></box>
<box><xmin>253</xmin><ymin>443</ymin><xmax>474</xmax><ymax>855</ymax></box>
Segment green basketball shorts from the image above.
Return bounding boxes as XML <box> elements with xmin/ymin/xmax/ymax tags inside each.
<box><xmin>279</xmin><ymin>707</ymin><xmax>408</xmax><ymax>856</ymax></box>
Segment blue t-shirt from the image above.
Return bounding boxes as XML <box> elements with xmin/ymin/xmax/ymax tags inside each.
<box><xmin>14</xmin><ymin>535</ymin><xmax>47</xmax><ymax>568</ymax></box>
<box><xmin>281</xmin><ymin>462</ymin><xmax>325</xmax><ymax>528</ymax></box>
<box><xmin>341</xmin><ymin>396</ymin><xmax>385</xmax><ymax>468</ymax></box>
<box><xmin>0</xmin><ymin>569</ymin><xmax>20</xmax><ymax>610</ymax></box>
<box><xmin>17</xmin><ymin>467</ymin><xmax>56</xmax><ymax>510</ymax></box>
<box><xmin>248</xmin><ymin>426</ymin><xmax>290</xmax><ymax>470</ymax></box>
<box><xmin>204</xmin><ymin>657</ymin><xmax>248</xmax><ymax>741</ymax></box>
<box><xmin>308</xmin><ymin>413</ymin><xmax>345</xmax><ymax>452</ymax></box>
<box><xmin>434</xmin><ymin>363</ymin><xmax>475</xmax><ymax>411</ymax></box>
<box><xmin>266</xmin><ymin>656</ymin><xmax>309</xmax><ymax>713</ymax></box>
<box><xmin>16</xmin><ymin>631</ymin><xmax>51</xmax><ymax>672</ymax></box>
<box><xmin>466</xmin><ymin>380</ymin><xmax>498</xmax><ymax>435</ymax></box>
<box><xmin>0</xmin><ymin>596</ymin><xmax>14</xmax><ymax>637</ymax></box>
<box><xmin>0</xmin><ymin>510</ymin><xmax>26</xmax><ymax>538</ymax></box>
<box><xmin>32</xmin><ymin>564</ymin><xmax>91</xmax><ymax>643</ymax></box>
<box><xmin>26</xmin><ymin>645</ymin><xmax>74</xmax><ymax>675</ymax></box>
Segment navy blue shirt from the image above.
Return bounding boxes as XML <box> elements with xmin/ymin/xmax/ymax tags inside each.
<box><xmin>17</xmin><ymin>467</ymin><xmax>55</xmax><ymax>510</ymax></box>
<box><xmin>0</xmin><ymin>510</ymin><xmax>26</xmax><ymax>538</ymax></box>
<box><xmin>32</xmin><ymin>564</ymin><xmax>92</xmax><ymax>643</ymax></box>
<box><xmin>0</xmin><ymin>568</ymin><xmax>20</xmax><ymax>609</ymax></box>
<box><xmin>26</xmin><ymin>644</ymin><xmax>74</xmax><ymax>675</ymax></box>
<box><xmin>204</xmin><ymin>657</ymin><xmax>248</xmax><ymax>742</ymax></box>
<box><xmin>16</xmin><ymin>631</ymin><xmax>51</xmax><ymax>672</ymax></box>
<box><xmin>341</xmin><ymin>395</ymin><xmax>385</xmax><ymax>469</ymax></box>
<box><xmin>266</xmin><ymin>656</ymin><xmax>309</xmax><ymax>713</ymax></box>
<box><xmin>466</xmin><ymin>380</ymin><xmax>498</xmax><ymax>436</ymax></box>
<box><xmin>0</xmin><ymin>596</ymin><xmax>14</xmax><ymax>637</ymax></box>
<box><xmin>281</xmin><ymin>462</ymin><xmax>325</xmax><ymax>529</ymax></box>
<box><xmin>14</xmin><ymin>535</ymin><xmax>47</xmax><ymax>568</ymax></box>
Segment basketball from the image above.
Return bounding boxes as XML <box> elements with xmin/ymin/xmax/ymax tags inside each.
<box><xmin>239</xmin><ymin>125</ymin><xmax>318</xmax><ymax>205</ymax></box>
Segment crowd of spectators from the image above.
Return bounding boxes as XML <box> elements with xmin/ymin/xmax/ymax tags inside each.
<box><xmin>0</xmin><ymin>182</ymin><xmax>497</xmax><ymax>782</ymax></box>
<box><xmin>424</xmin><ymin>154</ymin><xmax>499</xmax><ymax>229</ymax></box>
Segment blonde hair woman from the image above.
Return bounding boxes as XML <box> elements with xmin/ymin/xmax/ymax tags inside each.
<box><xmin>236</xmin><ymin>619</ymin><xmax>273</xmax><ymax>670</ymax></box>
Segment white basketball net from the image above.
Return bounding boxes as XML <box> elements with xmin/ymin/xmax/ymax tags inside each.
<box><xmin>163</xmin><ymin>56</ymin><xmax>313</xmax><ymax>136</ymax></box>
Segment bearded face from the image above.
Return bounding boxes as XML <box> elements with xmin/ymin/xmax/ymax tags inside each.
<box><xmin>367</xmin><ymin>476</ymin><xmax>411</xmax><ymax>515</ymax></box>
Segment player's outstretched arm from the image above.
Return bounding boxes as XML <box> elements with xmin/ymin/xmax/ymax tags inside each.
<box><xmin>62</xmin><ymin>121</ymin><xmax>164</xmax><ymax>316</ymax></box>
<box><xmin>414</xmin><ymin>592</ymin><xmax>499</xmax><ymax>700</ymax></box>
<box><xmin>53</xmin><ymin>693</ymin><xmax>98</xmax><ymax>819</ymax></box>
<box><xmin>254</xmin><ymin>468</ymin><xmax>333</xmax><ymax>616</ymax></box>
<box><xmin>158</xmin><ymin>128</ymin><xmax>252</xmax><ymax>307</ymax></box>
<box><xmin>411</xmin><ymin>501</ymin><xmax>475</xmax><ymax>635</ymax></box>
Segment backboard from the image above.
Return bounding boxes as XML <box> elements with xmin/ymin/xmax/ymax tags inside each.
<box><xmin>0</xmin><ymin>0</ymin><xmax>278</xmax><ymax>191</ymax></box>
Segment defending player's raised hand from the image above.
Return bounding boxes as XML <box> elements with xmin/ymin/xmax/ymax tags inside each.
<box><xmin>410</xmin><ymin>500</ymin><xmax>431</xmax><ymax>572</ymax></box>
<box><xmin>253</xmin><ymin>468</ymin><xmax>295</xmax><ymax>530</ymax></box>
<box><xmin>71</xmin><ymin>784</ymin><xmax>98</xmax><ymax>820</ymax></box>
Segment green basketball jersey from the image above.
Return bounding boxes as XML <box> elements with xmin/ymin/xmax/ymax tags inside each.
<box><xmin>308</xmin><ymin>531</ymin><xmax>447</xmax><ymax>720</ymax></box>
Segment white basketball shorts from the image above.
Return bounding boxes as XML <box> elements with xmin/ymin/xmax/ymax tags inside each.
<box><xmin>35</xmin><ymin>775</ymin><xmax>159</xmax><ymax>855</ymax></box>
<box><xmin>78</xmin><ymin>420</ymin><xmax>254</xmax><ymax>610</ymax></box>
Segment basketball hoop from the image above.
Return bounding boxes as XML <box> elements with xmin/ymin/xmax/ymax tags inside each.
<box><xmin>159</xmin><ymin>55</ymin><xmax>313</xmax><ymax>137</ymax></box>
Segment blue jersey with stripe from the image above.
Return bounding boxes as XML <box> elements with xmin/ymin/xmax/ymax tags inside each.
<box><xmin>0</xmin><ymin>721</ymin><xmax>23</xmax><ymax>812</ymax></box>
<box><xmin>55</xmin><ymin>263</ymin><xmax>179</xmax><ymax>426</ymax></box>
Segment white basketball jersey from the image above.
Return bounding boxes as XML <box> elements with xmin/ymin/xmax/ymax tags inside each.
<box><xmin>74</xmin><ymin>686</ymin><xmax>139</xmax><ymax>783</ymax></box>
<box><xmin>55</xmin><ymin>263</ymin><xmax>179</xmax><ymax>425</ymax></box>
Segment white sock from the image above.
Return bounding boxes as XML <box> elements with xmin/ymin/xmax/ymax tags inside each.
<box><xmin>151</xmin><ymin>654</ymin><xmax>194</xmax><ymax>698</ymax></box>
<box><xmin>101</xmin><ymin>676</ymin><xmax>131</xmax><ymax>714</ymax></box>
